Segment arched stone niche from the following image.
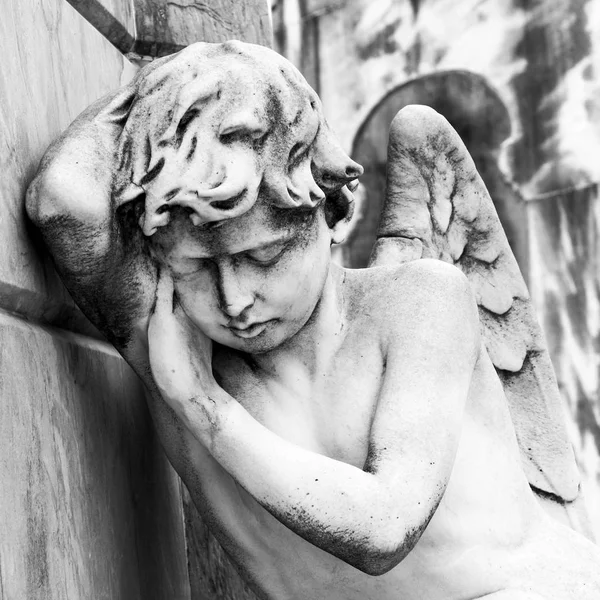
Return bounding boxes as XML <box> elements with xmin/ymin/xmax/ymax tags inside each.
<box><xmin>344</xmin><ymin>70</ymin><xmax>528</xmax><ymax>278</ymax></box>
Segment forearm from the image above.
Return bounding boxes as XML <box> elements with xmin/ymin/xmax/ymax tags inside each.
<box><xmin>188</xmin><ymin>390</ymin><xmax>409</xmax><ymax>573</ymax></box>
<box><xmin>146</xmin><ymin>276</ymin><xmax>442</xmax><ymax>573</ymax></box>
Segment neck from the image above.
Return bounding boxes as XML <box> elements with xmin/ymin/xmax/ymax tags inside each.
<box><xmin>249</xmin><ymin>263</ymin><xmax>347</xmax><ymax>383</ymax></box>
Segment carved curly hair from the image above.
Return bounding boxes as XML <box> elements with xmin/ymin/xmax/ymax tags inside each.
<box><xmin>109</xmin><ymin>41</ymin><xmax>363</xmax><ymax>236</ymax></box>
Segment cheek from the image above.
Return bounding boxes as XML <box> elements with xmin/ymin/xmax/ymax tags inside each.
<box><xmin>271</xmin><ymin>241</ymin><xmax>329</xmax><ymax>315</ymax></box>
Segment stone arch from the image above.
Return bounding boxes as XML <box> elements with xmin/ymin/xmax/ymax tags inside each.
<box><xmin>344</xmin><ymin>70</ymin><xmax>528</xmax><ymax>277</ymax></box>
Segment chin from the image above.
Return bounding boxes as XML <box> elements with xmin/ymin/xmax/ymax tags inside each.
<box><xmin>218</xmin><ymin>333</ymin><xmax>281</xmax><ymax>355</ymax></box>
<box><xmin>235</xmin><ymin>338</ymin><xmax>281</xmax><ymax>355</ymax></box>
<box><xmin>217</xmin><ymin>320</ymin><xmax>300</xmax><ymax>355</ymax></box>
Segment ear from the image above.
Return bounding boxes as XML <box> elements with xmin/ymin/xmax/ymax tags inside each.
<box><xmin>325</xmin><ymin>187</ymin><xmax>355</xmax><ymax>245</ymax></box>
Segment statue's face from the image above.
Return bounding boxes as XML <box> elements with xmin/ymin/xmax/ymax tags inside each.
<box><xmin>154</xmin><ymin>201</ymin><xmax>333</xmax><ymax>354</ymax></box>
<box><xmin>114</xmin><ymin>41</ymin><xmax>361</xmax><ymax>352</ymax></box>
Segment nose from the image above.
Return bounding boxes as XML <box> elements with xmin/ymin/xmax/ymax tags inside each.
<box><xmin>345</xmin><ymin>160</ymin><xmax>364</xmax><ymax>179</ymax></box>
<box><xmin>216</xmin><ymin>261</ymin><xmax>255</xmax><ymax>319</ymax></box>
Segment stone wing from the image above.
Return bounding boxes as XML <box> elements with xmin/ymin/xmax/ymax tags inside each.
<box><xmin>368</xmin><ymin>105</ymin><xmax>580</xmax><ymax>503</ymax></box>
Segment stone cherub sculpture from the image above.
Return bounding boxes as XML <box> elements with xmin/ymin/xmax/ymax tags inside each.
<box><xmin>26</xmin><ymin>41</ymin><xmax>600</xmax><ymax>599</ymax></box>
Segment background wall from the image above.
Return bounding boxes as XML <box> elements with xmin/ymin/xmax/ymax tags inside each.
<box><xmin>272</xmin><ymin>0</ymin><xmax>600</xmax><ymax>537</ymax></box>
<box><xmin>0</xmin><ymin>1</ymin><xmax>269</xmax><ymax>598</ymax></box>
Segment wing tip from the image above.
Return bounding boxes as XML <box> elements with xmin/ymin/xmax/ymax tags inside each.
<box><xmin>389</xmin><ymin>105</ymin><xmax>458</xmax><ymax>149</ymax></box>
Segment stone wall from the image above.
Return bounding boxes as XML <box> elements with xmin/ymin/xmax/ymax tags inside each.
<box><xmin>0</xmin><ymin>2</ymin><xmax>190</xmax><ymax>597</ymax></box>
<box><xmin>1</xmin><ymin>1</ymin><xmax>269</xmax><ymax>597</ymax></box>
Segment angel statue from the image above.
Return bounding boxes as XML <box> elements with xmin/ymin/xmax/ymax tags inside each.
<box><xmin>26</xmin><ymin>41</ymin><xmax>600</xmax><ymax>599</ymax></box>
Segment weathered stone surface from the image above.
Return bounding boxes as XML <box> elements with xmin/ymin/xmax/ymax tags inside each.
<box><xmin>0</xmin><ymin>310</ymin><xmax>189</xmax><ymax>600</ymax></box>
<box><xmin>132</xmin><ymin>0</ymin><xmax>273</xmax><ymax>56</ymax></box>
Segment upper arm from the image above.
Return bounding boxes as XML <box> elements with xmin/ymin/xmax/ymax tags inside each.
<box><xmin>366</xmin><ymin>260</ymin><xmax>480</xmax><ymax>555</ymax></box>
<box><xmin>25</xmin><ymin>118</ymin><xmax>155</xmax><ymax>349</ymax></box>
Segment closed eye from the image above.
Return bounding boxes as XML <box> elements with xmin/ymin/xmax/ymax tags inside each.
<box><xmin>288</xmin><ymin>143</ymin><xmax>309</xmax><ymax>170</ymax></box>
<box><xmin>245</xmin><ymin>242</ymin><xmax>288</xmax><ymax>265</ymax></box>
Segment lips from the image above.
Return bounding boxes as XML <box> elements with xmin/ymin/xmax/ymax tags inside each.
<box><xmin>226</xmin><ymin>320</ymin><xmax>271</xmax><ymax>339</ymax></box>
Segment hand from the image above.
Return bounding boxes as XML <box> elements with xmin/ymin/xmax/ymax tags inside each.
<box><xmin>148</xmin><ymin>269</ymin><xmax>227</xmax><ymax>446</ymax></box>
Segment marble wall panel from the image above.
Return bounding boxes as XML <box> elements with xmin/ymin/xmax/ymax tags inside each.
<box><xmin>66</xmin><ymin>0</ymin><xmax>273</xmax><ymax>58</ymax></box>
<box><xmin>65</xmin><ymin>0</ymin><xmax>136</xmax><ymax>54</ymax></box>
<box><xmin>182</xmin><ymin>489</ymin><xmax>259</xmax><ymax>600</ymax></box>
<box><xmin>132</xmin><ymin>0</ymin><xmax>273</xmax><ymax>56</ymax></box>
<box><xmin>0</xmin><ymin>1</ymin><xmax>196</xmax><ymax>597</ymax></box>
<box><xmin>0</xmin><ymin>310</ymin><xmax>190</xmax><ymax>600</ymax></box>
<box><xmin>0</xmin><ymin>0</ymin><xmax>136</xmax><ymax>331</ymax></box>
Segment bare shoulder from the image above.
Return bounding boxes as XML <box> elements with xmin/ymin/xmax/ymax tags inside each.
<box><xmin>385</xmin><ymin>258</ymin><xmax>469</xmax><ymax>292</ymax></box>
<box><xmin>347</xmin><ymin>259</ymin><xmax>474</xmax><ymax>316</ymax></box>
<box><xmin>344</xmin><ymin>259</ymin><xmax>479</xmax><ymax>350</ymax></box>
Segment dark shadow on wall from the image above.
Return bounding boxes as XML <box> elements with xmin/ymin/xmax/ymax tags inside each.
<box><xmin>346</xmin><ymin>70</ymin><xmax>529</xmax><ymax>279</ymax></box>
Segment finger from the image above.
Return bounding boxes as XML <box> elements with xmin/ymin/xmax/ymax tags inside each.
<box><xmin>153</xmin><ymin>268</ymin><xmax>175</xmax><ymax>316</ymax></box>
<box><xmin>149</xmin><ymin>271</ymin><xmax>208</xmax><ymax>363</ymax></box>
<box><xmin>173</xmin><ymin>302</ymin><xmax>213</xmax><ymax>358</ymax></box>
<box><xmin>148</xmin><ymin>281</ymin><xmax>187</xmax><ymax>400</ymax></box>
<box><xmin>149</xmin><ymin>268</ymin><xmax>212</xmax><ymax>370</ymax></box>
<box><xmin>148</xmin><ymin>270</ymin><xmax>179</xmax><ymax>368</ymax></box>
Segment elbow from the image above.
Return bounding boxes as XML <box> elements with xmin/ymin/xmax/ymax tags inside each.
<box><xmin>25</xmin><ymin>172</ymin><xmax>47</xmax><ymax>228</ymax></box>
<box><xmin>26</xmin><ymin>165</ymin><xmax>73</xmax><ymax>229</ymax></box>
<box><xmin>26</xmin><ymin>141</ymin><xmax>111</xmax><ymax>232</ymax></box>
<box><xmin>343</xmin><ymin>525</ymin><xmax>424</xmax><ymax>577</ymax></box>
<box><xmin>351</xmin><ymin>553</ymin><xmax>403</xmax><ymax>577</ymax></box>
